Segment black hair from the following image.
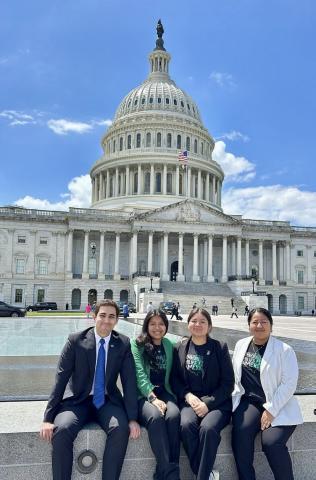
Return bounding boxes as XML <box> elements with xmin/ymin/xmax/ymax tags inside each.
<box><xmin>187</xmin><ymin>307</ymin><xmax>212</xmax><ymax>326</ymax></box>
<box><xmin>136</xmin><ymin>309</ymin><xmax>168</xmax><ymax>360</ymax></box>
<box><xmin>247</xmin><ymin>307</ymin><xmax>273</xmax><ymax>326</ymax></box>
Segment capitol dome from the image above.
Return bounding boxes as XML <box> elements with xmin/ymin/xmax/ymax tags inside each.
<box><xmin>90</xmin><ymin>21</ymin><xmax>224</xmax><ymax>212</ymax></box>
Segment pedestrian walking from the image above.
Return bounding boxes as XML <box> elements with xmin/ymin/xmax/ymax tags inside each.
<box><xmin>231</xmin><ymin>307</ymin><xmax>238</xmax><ymax>318</ymax></box>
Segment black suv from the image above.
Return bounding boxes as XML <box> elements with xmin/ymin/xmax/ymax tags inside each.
<box><xmin>0</xmin><ymin>301</ymin><xmax>26</xmax><ymax>317</ymax></box>
<box><xmin>159</xmin><ymin>301</ymin><xmax>175</xmax><ymax>314</ymax></box>
<box><xmin>26</xmin><ymin>302</ymin><xmax>58</xmax><ymax>312</ymax></box>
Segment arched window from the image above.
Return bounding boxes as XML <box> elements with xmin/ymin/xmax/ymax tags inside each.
<box><xmin>166</xmin><ymin>97</ymin><xmax>170</xmax><ymax>104</ymax></box>
<box><xmin>146</xmin><ymin>132</ymin><xmax>151</xmax><ymax>147</ymax></box>
<box><xmin>174</xmin><ymin>99</ymin><xmax>177</xmax><ymax>105</ymax></box>
<box><xmin>186</xmin><ymin>136</ymin><xmax>190</xmax><ymax>151</ymax></box>
<box><xmin>120</xmin><ymin>289</ymin><xmax>128</xmax><ymax>302</ymax></box>
<box><xmin>167</xmin><ymin>133</ymin><xmax>172</xmax><ymax>148</ymax></box>
<box><xmin>167</xmin><ymin>173</ymin><xmax>172</xmax><ymax>194</ymax></box>
<box><xmin>180</xmin><ymin>100</ymin><xmax>184</xmax><ymax>107</ymax></box>
<box><xmin>157</xmin><ymin>97</ymin><xmax>162</xmax><ymax>104</ymax></box>
<box><xmin>104</xmin><ymin>289</ymin><xmax>113</xmax><ymax>300</ymax></box>
<box><xmin>141</xmin><ymin>97</ymin><xmax>145</xmax><ymax>105</ymax></box>
<box><xmin>177</xmin><ymin>135</ymin><xmax>181</xmax><ymax>149</ymax></box>
<box><xmin>179</xmin><ymin>174</ymin><xmax>183</xmax><ymax>195</ymax></box>
<box><xmin>136</xmin><ymin>133</ymin><xmax>141</xmax><ymax>148</ymax></box>
<box><xmin>113</xmin><ymin>139</ymin><xmax>116</xmax><ymax>153</ymax></box>
<box><xmin>149</xmin><ymin>97</ymin><xmax>153</xmax><ymax>104</ymax></box>
<box><xmin>156</xmin><ymin>172</ymin><xmax>161</xmax><ymax>193</ymax></box>
<box><xmin>71</xmin><ymin>289</ymin><xmax>81</xmax><ymax>310</ymax></box>
<box><xmin>127</xmin><ymin>135</ymin><xmax>131</xmax><ymax>149</ymax></box>
<box><xmin>144</xmin><ymin>172</ymin><xmax>150</xmax><ymax>193</ymax></box>
<box><xmin>119</xmin><ymin>137</ymin><xmax>123</xmax><ymax>151</ymax></box>
<box><xmin>156</xmin><ymin>132</ymin><xmax>162</xmax><ymax>147</ymax></box>
<box><xmin>194</xmin><ymin>139</ymin><xmax>197</xmax><ymax>153</ymax></box>
<box><xmin>133</xmin><ymin>172</ymin><xmax>138</xmax><ymax>194</ymax></box>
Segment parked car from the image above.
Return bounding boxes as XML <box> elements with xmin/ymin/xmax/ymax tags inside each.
<box><xmin>128</xmin><ymin>302</ymin><xmax>136</xmax><ymax>313</ymax></box>
<box><xmin>117</xmin><ymin>301</ymin><xmax>136</xmax><ymax>315</ymax></box>
<box><xmin>159</xmin><ymin>301</ymin><xmax>175</xmax><ymax>315</ymax></box>
<box><xmin>0</xmin><ymin>301</ymin><xmax>26</xmax><ymax>317</ymax></box>
<box><xmin>26</xmin><ymin>302</ymin><xmax>58</xmax><ymax>312</ymax></box>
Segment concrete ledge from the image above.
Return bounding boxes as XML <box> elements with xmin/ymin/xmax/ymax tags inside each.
<box><xmin>0</xmin><ymin>397</ymin><xmax>315</xmax><ymax>480</ymax></box>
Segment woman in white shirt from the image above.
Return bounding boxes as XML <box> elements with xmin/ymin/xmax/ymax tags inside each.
<box><xmin>231</xmin><ymin>307</ymin><xmax>303</xmax><ymax>480</ymax></box>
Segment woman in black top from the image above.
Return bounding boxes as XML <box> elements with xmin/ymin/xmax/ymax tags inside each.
<box><xmin>172</xmin><ymin>308</ymin><xmax>234</xmax><ymax>480</ymax></box>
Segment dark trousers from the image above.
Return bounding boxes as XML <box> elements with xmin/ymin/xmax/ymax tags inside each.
<box><xmin>232</xmin><ymin>397</ymin><xmax>296</xmax><ymax>480</ymax></box>
<box><xmin>180</xmin><ymin>406</ymin><xmax>231</xmax><ymax>480</ymax></box>
<box><xmin>138</xmin><ymin>390</ymin><xmax>181</xmax><ymax>480</ymax></box>
<box><xmin>52</xmin><ymin>397</ymin><xmax>129</xmax><ymax>480</ymax></box>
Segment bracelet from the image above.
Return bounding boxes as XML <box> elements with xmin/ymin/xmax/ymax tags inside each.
<box><xmin>147</xmin><ymin>393</ymin><xmax>157</xmax><ymax>403</ymax></box>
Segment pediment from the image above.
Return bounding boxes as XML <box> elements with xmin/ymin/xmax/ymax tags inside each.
<box><xmin>133</xmin><ymin>199</ymin><xmax>240</xmax><ymax>225</ymax></box>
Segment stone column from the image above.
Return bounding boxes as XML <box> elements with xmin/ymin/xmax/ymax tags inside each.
<box><xmin>114</xmin><ymin>168</ymin><xmax>119</xmax><ymax>197</ymax></box>
<box><xmin>286</xmin><ymin>241</ymin><xmax>291</xmax><ymax>283</ymax></box>
<box><xmin>307</xmin><ymin>245</ymin><xmax>313</xmax><ymax>285</ymax></box>
<box><xmin>212</xmin><ymin>175</ymin><xmax>216</xmax><ymax>203</ymax></box>
<box><xmin>150</xmin><ymin>164</ymin><xmax>155</xmax><ymax>194</ymax></box>
<box><xmin>178</xmin><ymin>233</ymin><xmax>185</xmax><ymax>282</ymax></box>
<box><xmin>205</xmin><ymin>173</ymin><xmax>210</xmax><ymax>202</ymax></box>
<box><xmin>136</xmin><ymin>165</ymin><xmax>141</xmax><ymax>194</ymax></box>
<box><xmin>203</xmin><ymin>237</ymin><xmax>208</xmax><ymax>279</ymax></box>
<box><xmin>131</xmin><ymin>232</ymin><xmax>138</xmax><ymax>273</ymax></box>
<box><xmin>272</xmin><ymin>241</ymin><xmax>278</xmax><ymax>284</ymax></box>
<box><xmin>237</xmin><ymin>237</ymin><xmax>242</xmax><ymax>277</ymax></box>
<box><xmin>148</xmin><ymin>232</ymin><xmax>153</xmax><ymax>273</ymax></box>
<box><xmin>258</xmin><ymin>240</ymin><xmax>264</xmax><ymax>284</ymax></box>
<box><xmin>245</xmin><ymin>240</ymin><xmax>250</xmax><ymax>276</ymax></box>
<box><xmin>99</xmin><ymin>173</ymin><xmax>103</xmax><ymax>200</ymax></box>
<box><xmin>98</xmin><ymin>231</ymin><xmax>105</xmax><ymax>278</ymax></box>
<box><xmin>162</xmin><ymin>232</ymin><xmax>169</xmax><ymax>281</ymax></box>
<box><xmin>125</xmin><ymin>166</ymin><xmax>130</xmax><ymax>195</ymax></box>
<box><xmin>192</xmin><ymin>234</ymin><xmax>200</xmax><ymax>282</ymax></box>
<box><xmin>221</xmin><ymin>235</ymin><xmax>228</xmax><ymax>282</ymax></box>
<box><xmin>91</xmin><ymin>178</ymin><xmax>95</xmax><ymax>203</ymax></box>
<box><xmin>197</xmin><ymin>170</ymin><xmax>202</xmax><ymax>199</ymax></box>
<box><xmin>114</xmin><ymin>233</ymin><xmax>121</xmax><ymax>280</ymax></box>
<box><xmin>207</xmin><ymin>235</ymin><xmax>214</xmax><ymax>282</ymax></box>
<box><xmin>176</xmin><ymin>165</ymin><xmax>180</xmax><ymax>195</ymax></box>
<box><xmin>106</xmin><ymin>170</ymin><xmax>110</xmax><ymax>198</ymax></box>
<box><xmin>187</xmin><ymin>167</ymin><xmax>191</xmax><ymax>197</ymax></box>
<box><xmin>82</xmin><ymin>230</ymin><xmax>90</xmax><ymax>279</ymax></box>
<box><xmin>231</xmin><ymin>240</ymin><xmax>236</xmax><ymax>276</ymax></box>
<box><xmin>218</xmin><ymin>180</ymin><xmax>222</xmax><ymax>205</ymax></box>
<box><xmin>66</xmin><ymin>230</ymin><xmax>73</xmax><ymax>277</ymax></box>
<box><xmin>163</xmin><ymin>164</ymin><xmax>167</xmax><ymax>195</ymax></box>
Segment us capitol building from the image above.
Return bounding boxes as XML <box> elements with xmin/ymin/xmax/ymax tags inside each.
<box><xmin>1</xmin><ymin>22</ymin><xmax>316</xmax><ymax>315</ymax></box>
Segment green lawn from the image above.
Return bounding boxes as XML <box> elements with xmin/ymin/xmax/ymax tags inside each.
<box><xmin>26</xmin><ymin>311</ymin><xmax>87</xmax><ymax>317</ymax></box>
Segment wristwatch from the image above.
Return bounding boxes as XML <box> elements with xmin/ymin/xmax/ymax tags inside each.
<box><xmin>147</xmin><ymin>393</ymin><xmax>157</xmax><ymax>403</ymax></box>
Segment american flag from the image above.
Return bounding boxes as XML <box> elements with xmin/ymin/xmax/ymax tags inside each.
<box><xmin>178</xmin><ymin>150</ymin><xmax>188</xmax><ymax>166</ymax></box>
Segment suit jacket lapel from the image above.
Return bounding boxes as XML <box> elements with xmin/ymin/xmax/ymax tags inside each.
<box><xmin>83</xmin><ymin>328</ymin><xmax>96</xmax><ymax>381</ymax></box>
<box><xmin>260</xmin><ymin>335</ymin><xmax>274</xmax><ymax>374</ymax></box>
<box><xmin>105</xmin><ymin>331</ymin><xmax>119</xmax><ymax>382</ymax></box>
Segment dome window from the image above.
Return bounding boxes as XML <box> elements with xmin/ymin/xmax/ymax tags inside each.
<box><xmin>119</xmin><ymin>137</ymin><xmax>123</xmax><ymax>151</ymax></box>
<box><xmin>134</xmin><ymin>98</ymin><xmax>138</xmax><ymax>105</ymax></box>
<box><xmin>177</xmin><ymin>135</ymin><xmax>181</xmax><ymax>149</ymax></box>
<box><xmin>167</xmin><ymin>133</ymin><xmax>172</xmax><ymax>148</ymax></box>
<box><xmin>174</xmin><ymin>99</ymin><xmax>177</xmax><ymax>105</ymax></box>
<box><xmin>166</xmin><ymin>97</ymin><xmax>170</xmax><ymax>104</ymax></box>
<box><xmin>127</xmin><ymin>135</ymin><xmax>132</xmax><ymax>149</ymax></box>
<box><xmin>187</xmin><ymin>104</ymin><xmax>190</xmax><ymax>110</ymax></box>
<box><xmin>144</xmin><ymin>172</ymin><xmax>150</xmax><ymax>193</ymax></box>
<box><xmin>113</xmin><ymin>140</ymin><xmax>116</xmax><ymax>153</ymax></box>
<box><xmin>146</xmin><ymin>132</ymin><xmax>151</xmax><ymax>147</ymax></box>
<box><xmin>192</xmin><ymin>106</ymin><xmax>195</xmax><ymax>113</ymax></box>
<box><xmin>141</xmin><ymin>97</ymin><xmax>146</xmax><ymax>105</ymax></box>
<box><xmin>201</xmin><ymin>142</ymin><xmax>204</xmax><ymax>155</ymax></box>
<box><xmin>186</xmin><ymin>137</ymin><xmax>190</xmax><ymax>151</ymax></box>
<box><xmin>158</xmin><ymin>97</ymin><xmax>162</xmax><ymax>104</ymax></box>
<box><xmin>194</xmin><ymin>139</ymin><xmax>197</xmax><ymax>154</ymax></box>
<box><xmin>149</xmin><ymin>97</ymin><xmax>154</xmax><ymax>104</ymax></box>
<box><xmin>155</xmin><ymin>172</ymin><xmax>162</xmax><ymax>193</ymax></box>
<box><xmin>156</xmin><ymin>132</ymin><xmax>162</xmax><ymax>147</ymax></box>
<box><xmin>181</xmin><ymin>101</ymin><xmax>184</xmax><ymax>108</ymax></box>
<box><xmin>167</xmin><ymin>173</ymin><xmax>173</xmax><ymax>194</ymax></box>
<box><xmin>127</xmin><ymin>101</ymin><xmax>131</xmax><ymax>108</ymax></box>
<box><xmin>133</xmin><ymin>172</ymin><xmax>138</xmax><ymax>194</ymax></box>
<box><xmin>136</xmin><ymin>133</ymin><xmax>141</xmax><ymax>148</ymax></box>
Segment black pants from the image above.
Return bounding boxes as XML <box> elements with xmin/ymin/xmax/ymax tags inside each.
<box><xmin>138</xmin><ymin>390</ymin><xmax>181</xmax><ymax>480</ymax></box>
<box><xmin>232</xmin><ymin>397</ymin><xmax>296</xmax><ymax>480</ymax></box>
<box><xmin>180</xmin><ymin>405</ymin><xmax>231</xmax><ymax>480</ymax></box>
<box><xmin>52</xmin><ymin>397</ymin><xmax>129</xmax><ymax>480</ymax></box>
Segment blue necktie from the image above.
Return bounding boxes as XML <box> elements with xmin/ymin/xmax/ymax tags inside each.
<box><xmin>93</xmin><ymin>338</ymin><xmax>106</xmax><ymax>409</ymax></box>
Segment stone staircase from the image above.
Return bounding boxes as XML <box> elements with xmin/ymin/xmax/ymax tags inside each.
<box><xmin>160</xmin><ymin>281</ymin><xmax>247</xmax><ymax>315</ymax></box>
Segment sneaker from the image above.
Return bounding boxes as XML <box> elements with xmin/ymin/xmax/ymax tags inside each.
<box><xmin>209</xmin><ymin>471</ymin><xmax>220</xmax><ymax>480</ymax></box>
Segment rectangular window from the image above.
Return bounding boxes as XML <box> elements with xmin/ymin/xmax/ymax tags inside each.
<box><xmin>297</xmin><ymin>270</ymin><xmax>304</xmax><ymax>284</ymax></box>
<box><xmin>18</xmin><ymin>236</ymin><xmax>26</xmax><ymax>244</ymax></box>
<box><xmin>39</xmin><ymin>260</ymin><xmax>48</xmax><ymax>275</ymax></box>
<box><xmin>297</xmin><ymin>250</ymin><xmax>303</xmax><ymax>257</ymax></box>
<box><xmin>16</xmin><ymin>258</ymin><xmax>25</xmax><ymax>274</ymax></box>
<box><xmin>40</xmin><ymin>237</ymin><xmax>48</xmax><ymax>245</ymax></box>
<box><xmin>37</xmin><ymin>289</ymin><xmax>45</xmax><ymax>302</ymax></box>
<box><xmin>297</xmin><ymin>296</ymin><xmax>305</xmax><ymax>310</ymax></box>
<box><xmin>15</xmin><ymin>288</ymin><xmax>23</xmax><ymax>303</ymax></box>
<box><xmin>314</xmin><ymin>251</ymin><xmax>316</xmax><ymax>257</ymax></box>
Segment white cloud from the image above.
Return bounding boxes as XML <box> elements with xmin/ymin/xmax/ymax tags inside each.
<box><xmin>14</xmin><ymin>174</ymin><xmax>91</xmax><ymax>211</ymax></box>
<box><xmin>0</xmin><ymin>110</ymin><xmax>36</xmax><ymax>126</ymax></box>
<box><xmin>213</xmin><ymin>141</ymin><xmax>256</xmax><ymax>182</ymax></box>
<box><xmin>209</xmin><ymin>71</ymin><xmax>236</xmax><ymax>88</ymax></box>
<box><xmin>47</xmin><ymin>118</ymin><xmax>112</xmax><ymax>135</ymax></box>
<box><xmin>222</xmin><ymin>185</ymin><xmax>316</xmax><ymax>226</ymax></box>
<box><xmin>217</xmin><ymin>130</ymin><xmax>249</xmax><ymax>142</ymax></box>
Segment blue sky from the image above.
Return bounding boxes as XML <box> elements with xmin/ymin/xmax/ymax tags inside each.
<box><xmin>1</xmin><ymin>0</ymin><xmax>316</xmax><ymax>225</ymax></box>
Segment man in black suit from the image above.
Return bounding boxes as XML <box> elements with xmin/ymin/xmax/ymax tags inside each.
<box><xmin>40</xmin><ymin>299</ymin><xmax>140</xmax><ymax>480</ymax></box>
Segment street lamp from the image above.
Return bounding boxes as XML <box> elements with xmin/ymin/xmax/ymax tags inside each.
<box><xmin>251</xmin><ymin>277</ymin><xmax>256</xmax><ymax>294</ymax></box>
<box><xmin>149</xmin><ymin>277</ymin><xmax>154</xmax><ymax>291</ymax></box>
